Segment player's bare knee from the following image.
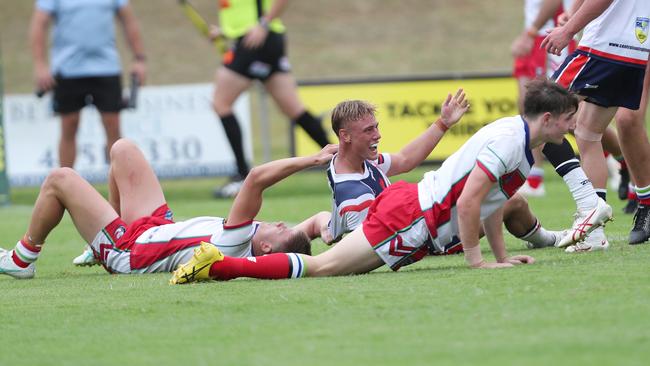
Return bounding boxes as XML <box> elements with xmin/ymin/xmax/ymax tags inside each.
<box><xmin>615</xmin><ymin>110</ymin><xmax>641</xmax><ymax>131</ymax></box>
<box><xmin>109</xmin><ymin>138</ymin><xmax>138</xmax><ymax>162</ymax></box>
<box><xmin>42</xmin><ymin>167</ymin><xmax>78</xmax><ymax>192</ymax></box>
<box><xmin>508</xmin><ymin>193</ymin><xmax>529</xmax><ymax>212</ymax></box>
<box><xmin>213</xmin><ymin>101</ymin><xmax>233</xmax><ymax>117</ymax></box>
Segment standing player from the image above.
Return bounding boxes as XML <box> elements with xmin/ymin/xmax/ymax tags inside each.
<box><xmin>0</xmin><ymin>139</ymin><xmax>335</xmax><ymax>279</ymax></box>
<box><xmin>208</xmin><ymin>0</ymin><xmax>330</xmax><ymax>198</ymax></box>
<box><xmin>325</xmin><ymin>93</ymin><xmax>564</xmax><ymax>252</ymax></box>
<box><xmin>30</xmin><ymin>0</ymin><xmax>146</xmax><ymax>168</ymax></box>
<box><xmin>171</xmin><ymin>80</ymin><xmax>605</xmax><ymax>284</ymax></box>
<box><xmin>543</xmin><ymin>0</ymin><xmax>650</xmax><ymax>244</ymax></box>
<box><xmin>511</xmin><ymin>0</ymin><xmax>574</xmax><ymax>197</ymax></box>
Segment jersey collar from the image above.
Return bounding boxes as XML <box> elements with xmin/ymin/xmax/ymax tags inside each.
<box><xmin>520</xmin><ymin>116</ymin><xmax>534</xmax><ymax>166</ymax></box>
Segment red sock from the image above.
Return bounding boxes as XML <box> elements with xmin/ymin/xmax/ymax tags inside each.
<box><xmin>628</xmin><ymin>191</ymin><xmax>638</xmax><ymax>200</ymax></box>
<box><xmin>209</xmin><ymin>253</ymin><xmax>305</xmax><ymax>281</ymax></box>
<box><xmin>527</xmin><ymin>175</ymin><xmax>543</xmax><ymax>189</ymax></box>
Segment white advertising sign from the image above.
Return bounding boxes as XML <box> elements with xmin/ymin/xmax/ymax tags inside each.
<box><xmin>3</xmin><ymin>83</ymin><xmax>252</xmax><ymax>186</ymax></box>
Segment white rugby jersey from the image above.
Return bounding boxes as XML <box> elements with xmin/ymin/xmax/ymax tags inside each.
<box><xmin>418</xmin><ymin>116</ymin><xmax>534</xmax><ymax>252</ymax></box>
<box><xmin>135</xmin><ymin>217</ymin><xmax>259</xmax><ymax>258</ymax></box>
<box><xmin>326</xmin><ymin>153</ymin><xmax>391</xmax><ymax>241</ymax></box>
<box><xmin>579</xmin><ymin>0</ymin><xmax>649</xmax><ymax>66</ymax></box>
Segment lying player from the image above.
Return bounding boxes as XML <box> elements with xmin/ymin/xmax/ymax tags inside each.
<box><xmin>171</xmin><ymin>79</ymin><xmax>611</xmax><ymax>284</ymax></box>
<box><xmin>0</xmin><ymin>139</ymin><xmax>336</xmax><ymax>279</ymax></box>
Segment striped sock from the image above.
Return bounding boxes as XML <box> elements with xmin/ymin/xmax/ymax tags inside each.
<box><xmin>635</xmin><ymin>184</ymin><xmax>650</xmax><ymax>205</ymax></box>
<box><xmin>11</xmin><ymin>239</ymin><xmax>42</xmax><ymax>268</ymax></box>
<box><xmin>209</xmin><ymin>253</ymin><xmax>306</xmax><ymax>280</ymax></box>
<box><xmin>519</xmin><ymin>220</ymin><xmax>556</xmax><ymax>247</ymax></box>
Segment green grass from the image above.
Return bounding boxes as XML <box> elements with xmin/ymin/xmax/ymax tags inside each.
<box><xmin>1</xmin><ymin>167</ymin><xmax>650</xmax><ymax>366</ymax></box>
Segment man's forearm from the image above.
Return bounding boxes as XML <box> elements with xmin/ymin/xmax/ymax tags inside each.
<box><xmin>530</xmin><ymin>0</ymin><xmax>562</xmax><ymax>32</ymax></box>
<box><xmin>119</xmin><ymin>6</ymin><xmax>146</xmax><ymax>60</ymax></box>
<box><xmin>249</xmin><ymin>156</ymin><xmax>318</xmax><ymax>190</ymax></box>
<box><xmin>263</xmin><ymin>0</ymin><xmax>289</xmax><ymax>22</ymax></box>
<box><xmin>29</xmin><ymin>11</ymin><xmax>49</xmax><ymax>69</ymax></box>
<box><xmin>483</xmin><ymin>207</ymin><xmax>507</xmax><ymax>262</ymax></box>
<box><xmin>564</xmin><ymin>0</ymin><xmax>613</xmax><ymax>36</ymax></box>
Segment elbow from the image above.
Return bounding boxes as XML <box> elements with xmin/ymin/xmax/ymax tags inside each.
<box><xmin>246</xmin><ymin>166</ymin><xmax>264</xmax><ymax>186</ymax></box>
<box><xmin>456</xmin><ymin>198</ymin><xmax>477</xmax><ymax>221</ymax></box>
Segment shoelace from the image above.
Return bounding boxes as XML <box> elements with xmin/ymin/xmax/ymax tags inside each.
<box><xmin>632</xmin><ymin>205</ymin><xmax>650</xmax><ymax>232</ymax></box>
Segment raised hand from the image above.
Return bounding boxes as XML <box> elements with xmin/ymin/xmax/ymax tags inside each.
<box><xmin>439</xmin><ymin>88</ymin><xmax>470</xmax><ymax>128</ymax></box>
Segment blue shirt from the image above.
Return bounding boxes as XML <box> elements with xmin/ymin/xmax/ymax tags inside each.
<box><xmin>37</xmin><ymin>0</ymin><xmax>128</xmax><ymax>77</ymax></box>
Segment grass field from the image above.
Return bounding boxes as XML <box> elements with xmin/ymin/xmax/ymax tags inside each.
<box><xmin>2</xmin><ymin>167</ymin><xmax>650</xmax><ymax>366</ymax></box>
<box><xmin>2</xmin><ymin>1</ymin><xmax>650</xmax><ymax>365</ymax></box>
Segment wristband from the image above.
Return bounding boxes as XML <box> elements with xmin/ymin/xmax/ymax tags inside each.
<box><xmin>526</xmin><ymin>27</ymin><xmax>538</xmax><ymax>38</ymax></box>
<box><xmin>134</xmin><ymin>54</ymin><xmax>147</xmax><ymax>62</ymax></box>
<box><xmin>259</xmin><ymin>17</ymin><xmax>270</xmax><ymax>29</ymax></box>
<box><xmin>435</xmin><ymin>119</ymin><xmax>449</xmax><ymax>133</ymax></box>
<box><xmin>463</xmin><ymin>244</ymin><xmax>484</xmax><ymax>267</ymax></box>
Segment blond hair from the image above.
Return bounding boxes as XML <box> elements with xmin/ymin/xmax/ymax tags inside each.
<box><xmin>330</xmin><ymin>100</ymin><xmax>377</xmax><ymax>136</ymax></box>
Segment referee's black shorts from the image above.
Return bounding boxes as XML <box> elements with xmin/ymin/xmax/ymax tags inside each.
<box><xmin>223</xmin><ymin>31</ymin><xmax>291</xmax><ymax>81</ymax></box>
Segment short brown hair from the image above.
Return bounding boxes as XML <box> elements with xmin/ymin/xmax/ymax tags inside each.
<box><xmin>330</xmin><ymin>100</ymin><xmax>377</xmax><ymax>136</ymax></box>
<box><xmin>279</xmin><ymin>231</ymin><xmax>312</xmax><ymax>255</ymax></box>
<box><xmin>523</xmin><ymin>79</ymin><xmax>579</xmax><ymax>118</ymax></box>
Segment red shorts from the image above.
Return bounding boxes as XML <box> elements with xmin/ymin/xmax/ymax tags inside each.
<box><xmin>90</xmin><ymin>204</ymin><xmax>175</xmax><ymax>273</ymax></box>
<box><xmin>362</xmin><ymin>181</ymin><xmax>431</xmax><ymax>271</ymax></box>
<box><xmin>514</xmin><ymin>36</ymin><xmax>576</xmax><ymax>79</ymax></box>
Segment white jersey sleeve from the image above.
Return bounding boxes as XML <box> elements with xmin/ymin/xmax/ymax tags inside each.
<box><xmin>371</xmin><ymin>153</ymin><xmax>392</xmax><ymax>175</ymax></box>
<box><xmin>210</xmin><ymin>220</ymin><xmax>258</xmax><ymax>257</ymax></box>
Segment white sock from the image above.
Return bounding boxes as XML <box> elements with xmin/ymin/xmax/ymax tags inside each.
<box><xmin>529</xmin><ymin>166</ymin><xmax>545</xmax><ymax>178</ymax></box>
<box><xmin>520</xmin><ymin>221</ymin><xmax>556</xmax><ymax>247</ymax></box>
<box><xmin>562</xmin><ymin>168</ymin><xmax>598</xmax><ymax>212</ymax></box>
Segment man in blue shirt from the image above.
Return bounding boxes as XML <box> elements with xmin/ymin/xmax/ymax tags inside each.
<box><xmin>30</xmin><ymin>0</ymin><xmax>147</xmax><ymax>168</ymax></box>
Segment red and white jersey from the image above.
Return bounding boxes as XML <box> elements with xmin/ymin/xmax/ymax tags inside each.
<box><xmin>135</xmin><ymin>217</ymin><xmax>259</xmax><ymax>258</ymax></box>
<box><xmin>578</xmin><ymin>0</ymin><xmax>649</xmax><ymax>66</ymax></box>
<box><xmin>417</xmin><ymin>116</ymin><xmax>534</xmax><ymax>252</ymax></box>
<box><xmin>524</xmin><ymin>0</ymin><xmax>556</xmax><ymax>35</ymax></box>
<box><xmin>326</xmin><ymin>153</ymin><xmax>391</xmax><ymax>241</ymax></box>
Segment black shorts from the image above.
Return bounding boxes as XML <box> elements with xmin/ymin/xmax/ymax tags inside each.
<box><xmin>53</xmin><ymin>75</ymin><xmax>123</xmax><ymax>114</ymax></box>
<box><xmin>552</xmin><ymin>50</ymin><xmax>646</xmax><ymax>110</ymax></box>
<box><xmin>223</xmin><ymin>31</ymin><xmax>291</xmax><ymax>81</ymax></box>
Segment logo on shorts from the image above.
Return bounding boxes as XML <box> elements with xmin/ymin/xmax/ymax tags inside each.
<box><xmin>114</xmin><ymin>225</ymin><xmax>126</xmax><ymax>240</ymax></box>
<box><xmin>249</xmin><ymin>61</ymin><xmax>271</xmax><ymax>78</ymax></box>
<box><xmin>388</xmin><ymin>235</ymin><xmax>417</xmax><ymax>257</ymax></box>
<box><xmin>636</xmin><ymin>17</ymin><xmax>649</xmax><ymax>44</ymax></box>
<box><xmin>584</xmin><ymin>83</ymin><xmax>599</xmax><ymax>89</ymax></box>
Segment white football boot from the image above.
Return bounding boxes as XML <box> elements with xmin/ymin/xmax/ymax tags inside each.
<box><xmin>72</xmin><ymin>245</ymin><xmax>99</xmax><ymax>267</ymax></box>
<box><xmin>557</xmin><ymin>198</ymin><xmax>613</xmax><ymax>248</ymax></box>
<box><xmin>0</xmin><ymin>248</ymin><xmax>35</xmax><ymax>279</ymax></box>
<box><xmin>564</xmin><ymin>227</ymin><xmax>610</xmax><ymax>253</ymax></box>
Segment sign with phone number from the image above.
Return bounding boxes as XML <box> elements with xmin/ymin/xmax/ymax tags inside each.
<box><xmin>3</xmin><ymin>83</ymin><xmax>252</xmax><ymax>187</ymax></box>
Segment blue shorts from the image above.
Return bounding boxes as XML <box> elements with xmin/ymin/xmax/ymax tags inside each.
<box><xmin>552</xmin><ymin>50</ymin><xmax>646</xmax><ymax>110</ymax></box>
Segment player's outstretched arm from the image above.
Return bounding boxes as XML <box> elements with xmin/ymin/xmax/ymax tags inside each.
<box><xmin>457</xmin><ymin>165</ymin><xmax>513</xmax><ymax>269</ymax></box>
<box><xmin>483</xmin><ymin>206</ymin><xmax>536</xmax><ymax>266</ymax></box>
<box><xmin>226</xmin><ymin>144</ymin><xmax>338</xmax><ymax>226</ymax></box>
<box><xmin>387</xmin><ymin>89</ymin><xmax>469</xmax><ymax>176</ymax></box>
<box><xmin>293</xmin><ymin>211</ymin><xmax>333</xmax><ymax>242</ymax></box>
